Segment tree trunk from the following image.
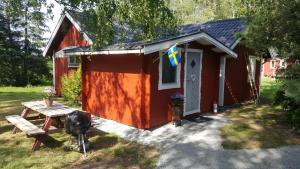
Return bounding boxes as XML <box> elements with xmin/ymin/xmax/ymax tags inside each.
<box><xmin>24</xmin><ymin>5</ymin><xmax>29</xmax><ymax>85</ymax></box>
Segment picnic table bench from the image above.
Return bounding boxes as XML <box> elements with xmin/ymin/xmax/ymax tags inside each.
<box><xmin>5</xmin><ymin>101</ymin><xmax>77</xmax><ymax>151</ymax></box>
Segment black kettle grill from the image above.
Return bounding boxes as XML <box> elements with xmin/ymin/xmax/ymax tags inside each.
<box><xmin>65</xmin><ymin>110</ymin><xmax>91</xmax><ymax>156</ymax></box>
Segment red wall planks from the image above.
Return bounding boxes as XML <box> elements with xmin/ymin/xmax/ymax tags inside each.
<box><xmin>53</xmin><ymin>18</ymin><xmax>89</xmax><ymax>96</ymax></box>
<box><xmin>224</xmin><ymin>44</ymin><xmax>260</xmax><ymax>105</ymax></box>
<box><xmin>82</xmin><ymin>54</ymin><xmax>151</xmax><ymax>129</ymax></box>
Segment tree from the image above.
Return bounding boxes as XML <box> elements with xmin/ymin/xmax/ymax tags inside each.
<box><xmin>0</xmin><ymin>1</ymin><xmax>25</xmax><ymax>86</ymax></box>
<box><xmin>168</xmin><ymin>0</ymin><xmax>247</xmax><ymax>24</ymax></box>
<box><xmin>0</xmin><ymin>0</ymin><xmax>51</xmax><ymax>86</ymax></box>
<box><xmin>241</xmin><ymin>0</ymin><xmax>300</xmax><ymax>60</ymax></box>
<box><xmin>55</xmin><ymin>0</ymin><xmax>179</xmax><ymax>48</ymax></box>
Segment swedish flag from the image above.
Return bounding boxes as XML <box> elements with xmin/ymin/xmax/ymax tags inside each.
<box><xmin>167</xmin><ymin>44</ymin><xmax>181</xmax><ymax>67</ymax></box>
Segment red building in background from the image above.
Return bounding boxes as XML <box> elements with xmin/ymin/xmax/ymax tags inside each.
<box><xmin>262</xmin><ymin>57</ymin><xmax>297</xmax><ymax>77</ymax></box>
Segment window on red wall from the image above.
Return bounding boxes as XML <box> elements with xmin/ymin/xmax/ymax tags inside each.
<box><xmin>158</xmin><ymin>51</ymin><xmax>181</xmax><ymax>90</ymax></box>
<box><xmin>280</xmin><ymin>59</ymin><xmax>286</xmax><ymax>68</ymax></box>
<box><xmin>68</xmin><ymin>55</ymin><xmax>81</xmax><ymax>67</ymax></box>
<box><xmin>162</xmin><ymin>53</ymin><xmax>176</xmax><ymax>83</ymax></box>
<box><xmin>270</xmin><ymin>60</ymin><xmax>275</xmax><ymax>69</ymax></box>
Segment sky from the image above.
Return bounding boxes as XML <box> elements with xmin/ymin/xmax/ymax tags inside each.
<box><xmin>44</xmin><ymin>0</ymin><xmax>63</xmax><ymax>39</ymax></box>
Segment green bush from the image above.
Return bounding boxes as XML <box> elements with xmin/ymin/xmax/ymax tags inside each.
<box><xmin>285</xmin><ymin>65</ymin><xmax>300</xmax><ymax>79</ymax></box>
<box><xmin>273</xmin><ymin>89</ymin><xmax>286</xmax><ymax>105</ymax></box>
<box><xmin>285</xmin><ymin>79</ymin><xmax>300</xmax><ymax>104</ymax></box>
<box><xmin>288</xmin><ymin>109</ymin><xmax>300</xmax><ymax>130</ymax></box>
<box><xmin>271</xmin><ymin>65</ymin><xmax>300</xmax><ymax>130</ymax></box>
<box><xmin>61</xmin><ymin>66</ymin><xmax>82</xmax><ymax>105</ymax></box>
<box><xmin>274</xmin><ymin>92</ymin><xmax>300</xmax><ymax>130</ymax></box>
<box><xmin>282</xmin><ymin>97</ymin><xmax>298</xmax><ymax>111</ymax></box>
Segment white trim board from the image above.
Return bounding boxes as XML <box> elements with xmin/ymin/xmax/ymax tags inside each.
<box><xmin>54</xmin><ymin>46</ymin><xmax>80</xmax><ymax>58</ymax></box>
<box><xmin>43</xmin><ymin>12</ymin><xmax>93</xmax><ymax>57</ymax></box>
<box><xmin>218</xmin><ymin>56</ymin><xmax>226</xmax><ymax>106</ymax></box>
<box><xmin>65</xmin><ymin>12</ymin><xmax>93</xmax><ymax>45</ymax></box>
<box><xmin>65</xmin><ymin>49</ymin><xmax>143</xmax><ymax>56</ymax></box>
<box><xmin>52</xmin><ymin>54</ymin><xmax>55</xmax><ymax>90</ymax></box>
<box><xmin>230</xmin><ymin>38</ymin><xmax>241</xmax><ymax>49</ymax></box>
<box><xmin>183</xmin><ymin>48</ymin><xmax>203</xmax><ymax>116</ymax></box>
<box><xmin>144</xmin><ymin>32</ymin><xmax>237</xmax><ymax>58</ymax></box>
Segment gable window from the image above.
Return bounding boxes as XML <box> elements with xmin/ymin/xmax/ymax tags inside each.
<box><xmin>249</xmin><ymin>56</ymin><xmax>256</xmax><ymax>82</ymax></box>
<box><xmin>280</xmin><ymin>59</ymin><xmax>286</xmax><ymax>68</ymax></box>
<box><xmin>270</xmin><ymin>60</ymin><xmax>275</xmax><ymax>69</ymax></box>
<box><xmin>158</xmin><ymin>51</ymin><xmax>181</xmax><ymax>90</ymax></box>
<box><xmin>68</xmin><ymin>55</ymin><xmax>80</xmax><ymax>67</ymax></box>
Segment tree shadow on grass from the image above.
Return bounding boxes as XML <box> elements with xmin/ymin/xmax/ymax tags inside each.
<box><xmin>0</xmin><ymin>124</ymin><xmax>15</xmax><ymax>134</ymax></box>
<box><xmin>87</xmin><ymin>128</ymin><xmax>119</xmax><ymax>151</ymax></box>
<box><xmin>42</xmin><ymin>135</ymin><xmax>64</xmax><ymax>149</ymax></box>
<box><xmin>222</xmin><ymin>103</ymin><xmax>300</xmax><ymax>149</ymax></box>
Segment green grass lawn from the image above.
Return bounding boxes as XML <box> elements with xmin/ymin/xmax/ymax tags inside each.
<box><xmin>0</xmin><ymin>86</ymin><xmax>158</xmax><ymax>169</ymax></box>
<box><xmin>259</xmin><ymin>77</ymin><xmax>283</xmax><ymax>102</ymax></box>
<box><xmin>221</xmin><ymin>77</ymin><xmax>300</xmax><ymax>149</ymax></box>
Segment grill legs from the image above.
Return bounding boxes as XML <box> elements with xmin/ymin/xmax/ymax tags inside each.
<box><xmin>77</xmin><ymin>134</ymin><xmax>87</xmax><ymax>157</ymax></box>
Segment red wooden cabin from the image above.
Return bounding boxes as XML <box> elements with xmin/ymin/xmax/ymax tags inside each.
<box><xmin>262</xmin><ymin>57</ymin><xmax>296</xmax><ymax>77</ymax></box>
<box><xmin>43</xmin><ymin>11</ymin><xmax>261</xmax><ymax>129</ymax></box>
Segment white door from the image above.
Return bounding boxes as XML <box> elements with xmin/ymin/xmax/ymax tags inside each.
<box><xmin>184</xmin><ymin>49</ymin><xmax>202</xmax><ymax>116</ymax></box>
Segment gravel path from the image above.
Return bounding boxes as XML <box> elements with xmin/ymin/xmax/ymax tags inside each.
<box><xmin>92</xmin><ymin>114</ymin><xmax>300</xmax><ymax>169</ymax></box>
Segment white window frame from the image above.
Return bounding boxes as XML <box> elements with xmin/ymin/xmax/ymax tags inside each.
<box><xmin>68</xmin><ymin>55</ymin><xmax>81</xmax><ymax>68</ymax></box>
<box><xmin>270</xmin><ymin>59</ymin><xmax>275</xmax><ymax>69</ymax></box>
<box><xmin>280</xmin><ymin>59</ymin><xmax>286</xmax><ymax>68</ymax></box>
<box><xmin>249</xmin><ymin>55</ymin><xmax>256</xmax><ymax>82</ymax></box>
<box><xmin>158</xmin><ymin>50</ymin><xmax>181</xmax><ymax>90</ymax></box>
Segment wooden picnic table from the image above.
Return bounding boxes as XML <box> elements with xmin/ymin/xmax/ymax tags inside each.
<box><xmin>6</xmin><ymin>101</ymin><xmax>77</xmax><ymax>151</ymax></box>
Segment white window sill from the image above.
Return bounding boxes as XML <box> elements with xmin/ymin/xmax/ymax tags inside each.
<box><xmin>158</xmin><ymin>83</ymin><xmax>180</xmax><ymax>90</ymax></box>
<box><xmin>68</xmin><ymin>65</ymin><xmax>79</xmax><ymax>68</ymax></box>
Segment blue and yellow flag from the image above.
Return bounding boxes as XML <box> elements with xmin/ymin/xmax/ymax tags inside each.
<box><xmin>167</xmin><ymin>44</ymin><xmax>181</xmax><ymax>67</ymax></box>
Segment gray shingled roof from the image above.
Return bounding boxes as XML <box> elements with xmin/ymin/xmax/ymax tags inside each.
<box><xmin>64</xmin><ymin>10</ymin><xmax>246</xmax><ymax>53</ymax></box>
<box><xmin>180</xmin><ymin>18</ymin><xmax>246</xmax><ymax>48</ymax></box>
<box><xmin>200</xmin><ymin>18</ymin><xmax>246</xmax><ymax>48</ymax></box>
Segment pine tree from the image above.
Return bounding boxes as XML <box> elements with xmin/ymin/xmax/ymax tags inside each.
<box><xmin>0</xmin><ymin>0</ymin><xmax>50</xmax><ymax>86</ymax></box>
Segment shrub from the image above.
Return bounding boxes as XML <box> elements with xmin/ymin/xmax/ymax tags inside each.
<box><xmin>285</xmin><ymin>65</ymin><xmax>300</xmax><ymax>79</ymax></box>
<box><xmin>285</xmin><ymin>79</ymin><xmax>300</xmax><ymax>104</ymax></box>
<box><xmin>289</xmin><ymin>109</ymin><xmax>300</xmax><ymax>130</ymax></box>
<box><xmin>282</xmin><ymin>97</ymin><xmax>298</xmax><ymax>111</ymax></box>
<box><xmin>61</xmin><ymin>66</ymin><xmax>82</xmax><ymax>105</ymax></box>
<box><xmin>273</xmin><ymin>84</ymin><xmax>300</xmax><ymax>130</ymax></box>
<box><xmin>273</xmin><ymin>89</ymin><xmax>286</xmax><ymax>105</ymax></box>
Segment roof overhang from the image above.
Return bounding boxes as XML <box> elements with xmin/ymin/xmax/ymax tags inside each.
<box><xmin>143</xmin><ymin>32</ymin><xmax>237</xmax><ymax>58</ymax></box>
<box><xmin>42</xmin><ymin>11</ymin><xmax>93</xmax><ymax>57</ymax></box>
<box><xmin>230</xmin><ymin>38</ymin><xmax>241</xmax><ymax>49</ymax></box>
<box><xmin>64</xmin><ymin>49</ymin><xmax>143</xmax><ymax>56</ymax></box>
<box><xmin>63</xmin><ymin>32</ymin><xmax>237</xmax><ymax>58</ymax></box>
